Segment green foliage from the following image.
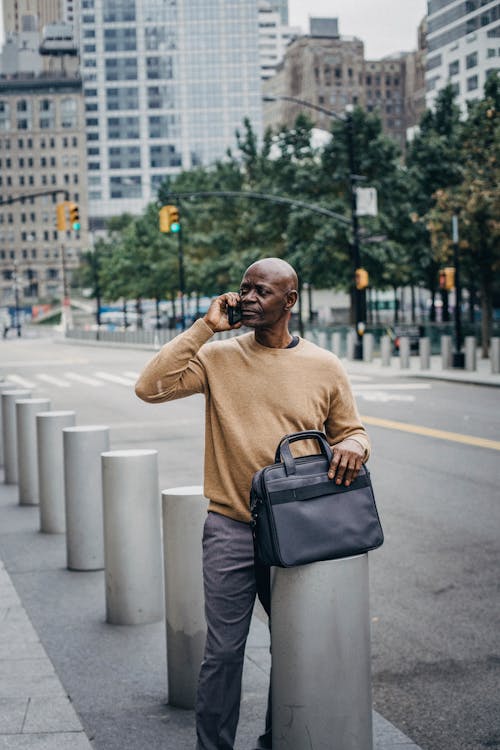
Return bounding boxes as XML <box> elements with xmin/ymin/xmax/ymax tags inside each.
<box><xmin>83</xmin><ymin>78</ymin><xmax>499</xmax><ymax>337</ymax></box>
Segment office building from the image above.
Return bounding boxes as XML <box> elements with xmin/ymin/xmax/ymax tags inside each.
<box><xmin>263</xmin><ymin>20</ymin><xmax>365</xmax><ymax>129</ymax></box>
<box><xmin>79</xmin><ymin>0</ymin><xmax>263</xmax><ymax>225</ymax></box>
<box><xmin>258</xmin><ymin>0</ymin><xmax>299</xmax><ymax>80</ymax></box>
<box><xmin>263</xmin><ymin>17</ymin><xmax>426</xmax><ymax>150</ymax></box>
<box><xmin>426</xmin><ymin>0</ymin><xmax>500</xmax><ymax>111</ymax></box>
<box><xmin>0</xmin><ymin>73</ymin><xmax>88</xmax><ymax>306</ymax></box>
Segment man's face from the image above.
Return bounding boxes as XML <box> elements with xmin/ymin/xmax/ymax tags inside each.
<box><xmin>238</xmin><ymin>266</ymin><xmax>292</xmax><ymax>329</ymax></box>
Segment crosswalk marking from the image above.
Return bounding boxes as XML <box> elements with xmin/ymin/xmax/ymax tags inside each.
<box><xmin>64</xmin><ymin>372</ymin><xmax>104</xmax><ymax>387</ymax></box>
<box><xmin>123</xmin><ymin>371</ymin><xmax>140</xmax><ymax>380</ymax></box>
<box><xmin>36</xmin><ymin>374</ymin><xmax>71</xmax><ymax>388</ymax></box>
<box><xmin>94</xmin><ymin>371</ymin><xmax>136</xmax><ymax>387</ymax></box>
<box><xmin>5</xmin><ymin>374</ymin><xmax>36</xmax><ymax>389</ymax></box>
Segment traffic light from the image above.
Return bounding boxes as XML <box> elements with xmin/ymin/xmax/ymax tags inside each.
<box><xmin>355</xmin><ymin>268</ymin><xmax>369</xmax><ymax>290</ymax></box>
<box><xmin>56</xmin><ymin>201</ymin><xmax>68</xmax><ymax>231</ymax></box>
<box><xmin>68</xmin><ymin>202</ymin><xmax>80</xmax><ymax>232</ymax></box>
<box><xmin>159</xmin><ymin>205</ymin><xmax>180</xmax><ymax>233</ymax></box>
<box><xmin>438</xmin><ymin>267</ymin><xmax>455</xmax><ymax>291</ymax></box>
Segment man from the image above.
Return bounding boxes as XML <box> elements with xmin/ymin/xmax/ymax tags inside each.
<box><xmin>135</xmin><ymin>257</ymin><xmax>370</xmax><ymax>750</ymax></box>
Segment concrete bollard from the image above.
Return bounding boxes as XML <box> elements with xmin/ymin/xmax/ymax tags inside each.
<box><xmin>399</xmin><ymin>337</ymin><xmax>410</xmax><ymax>369</ymax></box>
<box><xmin>1</xmin><ymin>390</ymin><xmax>31</xmax><ymax>484</ymax></box>
<box><xmin>465</xmin><ymin>336</ymin><xmax>477</xmax><ymax>372</ymax></box>
<box><xmin>441</xmin><ymin>335</ymin><xmax>452</xmax><ymax>370</ymax></box>
<box><xmin>162</xmin><ymin>486</ymin><xmax>207</xmax><ymax>709</ymax></box>
<box><xmin>363</xmin><ymin>333</ymin><xmax>374</xmax><ymax>363</ymax></box>
<box><xmin>491</xmin><ymin>337</ymin><xmax>500</xmax><ymax>374</ymax></box>
<box><xmin>37</xmin><ymin>411</ymin><xmax>76</xmax><ymax>533</ymax></box>
<box><xmin>419</xmin><ymin>337</ymin><xmax>431</xmax><ymax>370</ymax></box>
<box><xmin>332</xmin><ymin>331</ymin><xmax>342</xmax><ymax>357</ymax></box>
<box><xmin>272</xmin><ymin>554</ymin><xmax>372</xmax><ymax>750</ymax></box>
<box><xmin>102</xmin><ymin>449</ymin><xmax>163</xmax><ymax>625</ymax></box>
<box><xmin>16</xmin><ymin>398</ymin><xmax>51</xmax><ymax>505</ymax></box>
<box><xmin>380</xmin><ymin>335</ymin><xmax>391</xmax><ymax>367</ymax></box>
<box><xmin>0</xmin><ymin>382</ymin><xmax>15</xmax><ymax>467</ymax></box>
<box><xmin>63</xmin><ymin>425</ymin><xmax>110</xmax><ymax>571</ymax></box>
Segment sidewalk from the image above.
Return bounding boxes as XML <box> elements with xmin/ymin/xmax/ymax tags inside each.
<box><xmin>0</xmin><ymin>473</ymin><xmax>424</xmax><ymax>750</ymax></box>
<box><xmin>343</xmin><ymin>352</ymin><xmax>500</xmax><ymax>387</ymax></box>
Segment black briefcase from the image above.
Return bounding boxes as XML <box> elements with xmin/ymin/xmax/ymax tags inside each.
<box><xmin>250</xmin><ymin>430</ymin><xmax>384</xmax><ymax>568</ymax></box>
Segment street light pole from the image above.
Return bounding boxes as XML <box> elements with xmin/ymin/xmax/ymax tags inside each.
<box><xmin>263</xmin><ymin>95</ymin><xmax>365</xmax><ymax>358</ymax></box>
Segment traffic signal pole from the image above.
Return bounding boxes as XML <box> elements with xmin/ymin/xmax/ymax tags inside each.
<box><xmin>346</xmin><ymin>113</ymin><xmax>365</xmax><ymax>360</ymax></box>
<box><xmin>177</xmin><ymin>225</ymin><xmax>186</xmax><ymax>330</ymax></box>
<box><xmin>452</xmin><ymin>214</ymin><xmax>465</xmax><ymax>368</ymax></box>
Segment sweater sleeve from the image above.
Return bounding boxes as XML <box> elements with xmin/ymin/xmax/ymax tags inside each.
<box><xmin>135</xmin><ymin>318</ymin><xmax>214</xmax><ymax>403</ymax></box>
<box><xmin>324</xmin><ymin>360</ymin><xmax>371</xmax><ymax>461</ymax></box>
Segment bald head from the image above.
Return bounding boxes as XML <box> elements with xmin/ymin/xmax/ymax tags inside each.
<box><xmin>244</xmin><ymin>258</ymin><xmax>298</xmax><ymax>292</ymax></box>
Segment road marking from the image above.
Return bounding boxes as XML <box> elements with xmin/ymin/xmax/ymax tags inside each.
<box><xmin>362</xmin><ymin>415</ymin><xmax>500</xmax><ymax>452</ymax></box>
<box><xmin>353</xmin><ymin>383</ymin><xmax>431</xmax><ymax>391</ymax></box>
<box><xmin>94</xmin><ymin>371</ymin><xmax>136</xmax><ymax>386</ymax></box>
<box><xmin>65</xmin><ymin>372</ymin><xmax>104</xmax><ymax>387</ymax></box>
<box><xmin>123</xmin><ymin>371</ymin><xmax>140</xmax><ymax>380</ymax></box>
<box><xmin>36</xmin><ymin>374</ymin><xmax>71</xmax><ymax>388</ymax></box>
<box><xmin>5</xmin><ymin>374</ymin><xmax>36</xmax><ymax>389</ymax></box>
<box><xmin>358</xmin><ymin>392</ymin><xmax>416</xmax><ymax>402</ymax></box>
<box><xmin>348</xmin><ymin>375</ymin><xmax>374</xmax><ymax>382</ymax></box>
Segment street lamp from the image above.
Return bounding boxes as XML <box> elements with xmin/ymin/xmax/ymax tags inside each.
<box><xmin>263</xmin><ymin>95</ymin><xmax>366</xmax><ymax>358</ymax></box>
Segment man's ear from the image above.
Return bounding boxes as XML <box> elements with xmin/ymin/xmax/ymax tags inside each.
<box><xmin>285</xmin><ymin>290</ymin><xmax>298</xmax><ymax>310</ymax></box>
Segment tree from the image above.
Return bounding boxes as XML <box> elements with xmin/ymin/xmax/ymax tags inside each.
<box><xmin>426</xmin><ymin>73</ymin><xmax>500</xmax><ymax>353</ymax></box>
<box><xmin>405</xmin><ymin>85</ymin><xmax>463</xmax><ymax>321</ymax></box>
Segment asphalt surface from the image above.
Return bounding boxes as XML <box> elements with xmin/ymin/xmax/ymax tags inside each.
<box><xmin>1</xmin><ymin>332</ymin><xmax>499</xmax><ymax>750</ymax></box>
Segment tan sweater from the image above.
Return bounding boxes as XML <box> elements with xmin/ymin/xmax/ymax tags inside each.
<box><xmin>135</xmin><ymin>318</ymin><xmax>370</xmax><ymax>523</ymax></box>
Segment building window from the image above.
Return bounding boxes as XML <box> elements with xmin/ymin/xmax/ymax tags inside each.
<box><xmin>467</xmin><ymin>74</ymin><xmax>479</xmax><ymax>90</ymax></box>
<box><xmin>149</xmin><ymin>144</ymin><xmax>181</xmax><ymax>168</ymax></box>
<box><xmin>449</xmin><ymin>60</ymin><xmax>459</xmax><ymax>76</ymax></box>
<box><xmin>104</xmin><ymin>28</ymin><xmax>137</xmax><ymax>52</ymax></box>
<box><xmin>106</xmin><ymin>58</ymin><xmax>138</xmax><ymax>81</ymax></box>
<box><xmin>110</xmin><ymin>176</ymin><xmax>141</xmax><ymax>199</ymax></box>
<box><xmin>0</xmin><ymin>101</ymin><xmax>10</xmax><ymax>131</ymax></box>
<box><xmin>106</xmin><ymin>87</ymin><xmax>139</xmax><ymax>111</ymax></box>
<box><xmin>16</xmin><ymin>100</ymin><xmax>32</xmax><ymax>129</ymax></box>
<box><xmin>61</xmin><ymin>98</ymin><xmax>78</xmax><ymax>128</ymax></box>
<box><xmin>39</xmin><ymin>98</ymin><xmax>55</xmax><ymax>129</ymax></box>
<box><xmin>108</xmin><ymin>117</ymin><xmax>140</xmax><ymax>139</ymax></box>
<box><xmin>466</xmin><ymin>51</ymin><xmax>478</xmax><ymax>68</ymax></box>
<box><xmin>108</xmin><ymin>145</ymin><xmax>141</xmax><ymax>169</ymax></box>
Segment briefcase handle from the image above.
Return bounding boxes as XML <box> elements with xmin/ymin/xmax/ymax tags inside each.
<box><xmin>275</xmin><ymin>430</ymin><xmax>333</xmax><ymax>476</ymax></box>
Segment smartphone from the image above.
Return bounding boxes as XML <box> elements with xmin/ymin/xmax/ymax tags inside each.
<box><xmin>227</xmin><ymin>301</ymin><xmax>242</xmax><ymax>325</ymax></box>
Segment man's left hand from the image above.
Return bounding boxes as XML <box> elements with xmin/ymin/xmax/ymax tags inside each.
<box><xmin>328</xmin><ymin>438</ymin><xmax>364</xmax><ymax>486</ymax></box>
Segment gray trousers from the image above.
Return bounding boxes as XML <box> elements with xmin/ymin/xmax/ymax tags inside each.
<box><xmin>196</xmin><ymin>511</ymin><xmax>271</xmax><ymax>750</ymax></box>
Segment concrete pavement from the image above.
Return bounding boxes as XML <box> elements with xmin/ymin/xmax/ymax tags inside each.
<box><xmin>0</xmin><ymin>470</ymin><xmax>423</xmax><ymax>749</ymax></box>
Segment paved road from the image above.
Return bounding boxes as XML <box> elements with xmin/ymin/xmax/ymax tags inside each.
<box><xmin>1</xmin><ymin>334</ymin><xmax>499</xmax><ymax>750</ymax></box>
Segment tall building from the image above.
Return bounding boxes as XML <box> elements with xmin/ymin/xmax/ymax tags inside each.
<box><xmin>2</xmin><ymin>0</ymin><xmax>61</xmax><ymax>33</ymax></box>
<box><xmin>79</xmin><ymin>0</ymin><xmax>263</xmax><ymax>226</ymax></box>
<box><xmin>267</xmin><ymin>0</ymin><xmax>288</xmax><ymax>25</ymax></box>
<box><xmin>258</xmin><ymin>0</ymin><xmax>299</xmax><ymax>80</ymax></box>
<box><xmin>425</xmin><ymin>0</ymin><xmax>500</xmax><ymax>111</ymax></box>
<box><xmin>263</xmin><ymin>20</ymin><xmax>365</xmax><ymax>130</ymax></box>
<box><xmin>0</xmin><ymin>74</ymin><xmax>88</xmax><ymax>306</ymax></box>
<box><xmin>263</xmin><ymin>17</ymin><xmax>426</xmax><ymax>150</ymax></box>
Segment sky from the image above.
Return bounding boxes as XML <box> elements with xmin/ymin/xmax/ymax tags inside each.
<box><xmin>0</xmin><ymin>0</ymin><xmax>428</xmax><ymax>59</ymax></box>
<box><xmin>288</xmin><ymin>0</ymin><xmax>428</xmax><ymax>59</ymax></box>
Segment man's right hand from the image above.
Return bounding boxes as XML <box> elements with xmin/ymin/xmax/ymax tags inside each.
<box><xmin>203</xmin><ymin>293</ymin><xmax>242</xmax><ymax>333</ymax></box>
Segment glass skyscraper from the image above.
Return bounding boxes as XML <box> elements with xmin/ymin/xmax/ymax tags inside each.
<box><xmin>80</xmin><ymin>0</ymin><xmax>263</xmax><ymax>223</ymax></box>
